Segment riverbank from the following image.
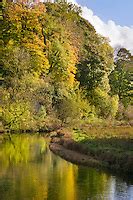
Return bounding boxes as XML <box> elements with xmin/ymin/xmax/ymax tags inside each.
<box><xmin>0</xmin><ymin>119</ymin><xmax>132</xmax><ymax>134</ymax></box>
<box><xmin>49</xmin><ymin>127</ymin><xmax>133</xmax><ymax>175</ymax></box>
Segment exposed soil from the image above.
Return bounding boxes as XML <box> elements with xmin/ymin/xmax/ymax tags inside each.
<box><xmin>49</xmin><ymin>142</ymin><xmax>101</xmax><ymax>167</ymax></box>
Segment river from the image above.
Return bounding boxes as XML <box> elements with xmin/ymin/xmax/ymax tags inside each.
<box><xmin>0</xmin><ymin>134</ymin><xmax>132</xmax><ymax>200</ymax></box>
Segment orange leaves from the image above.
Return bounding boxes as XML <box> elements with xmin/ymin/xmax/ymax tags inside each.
<box><xmin>4</xmin><ymin>3</ymin><xmax>46</xmax><ymax>43</ymax></box>
<box><xmin>3</xmin><ymin>3</ymin><xmax>79</xmax><ymax>86</ymax></box>
<box><xmin>3</xmin><ymin>3</ymin><xmax>50</xmax><ymax>75</ymax></box>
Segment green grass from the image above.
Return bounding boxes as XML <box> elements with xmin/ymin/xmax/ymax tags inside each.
<box><xmin>72</xmin><ymin>127</ymin><xmax>133</xmax><ymax>173</ymax></box>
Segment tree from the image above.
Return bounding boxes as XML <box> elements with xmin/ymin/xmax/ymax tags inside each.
<box><xmin>109</xmin><ymin>48</ymin><xmax>132</xmax><ymax>107</ymax></box>
<box><xmin>2</xmin><ymin>3</ymin><xmax>50</xmax><ymax>76</ymax></box>
<box><xmin>76</xmin><ymin>35</ymin><xmax>114</xmax><ymax>95</ymax></box>
<box><xmin>2</xmin><ymin>2</ymin><xmax>130</xmax><ymax>131</ymax></box>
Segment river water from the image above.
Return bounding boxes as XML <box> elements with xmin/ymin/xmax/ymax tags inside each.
<box><xmin>0</xmin><ymin>134</ymin><xmax>132</xmax><ymax>200</ymax></box>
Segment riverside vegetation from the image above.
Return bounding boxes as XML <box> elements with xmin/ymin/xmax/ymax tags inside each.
<box><xmin>0</xmin><ymin>2</ymin><xmax>133</xmax><ymax>172</ymax></box>
<box><xmin>50</xmin><ymin>127</ymin><xmax>133</xmax><ymax>174</ymax></box>
<box><xmin>50</xmin><ymin>127</ymin><xmax>133</xmax><ymax>176</ymax></box>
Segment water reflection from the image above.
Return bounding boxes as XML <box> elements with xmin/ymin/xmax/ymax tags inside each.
<box><xmin>0</xmin><ymin>134</ymin><xmax>132</xmax><ymax>200</ymax></box>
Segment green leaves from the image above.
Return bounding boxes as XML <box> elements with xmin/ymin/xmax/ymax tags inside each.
<box><xmin>1</xmin><ymin>3</ymin><xmax>132</xmax><ymax>131</ymax></box>
<box><xmin>2</xmin><ymin>101</ymin><xmax>33</xmax><ymax>130</ymax></box>
<box><xmin>109</xmin><ymin>48</ymin><xmax>132</xmax><ymax>107</ymax></box>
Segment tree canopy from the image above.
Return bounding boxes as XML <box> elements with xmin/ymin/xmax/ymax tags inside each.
<box><xmin>1</xmin><ymin>2</ymin><xmax>132</xmax><ymax>131</ymax></box>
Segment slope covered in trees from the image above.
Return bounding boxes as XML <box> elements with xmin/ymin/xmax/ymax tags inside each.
<box><xmin>1</xmin><ymin>2</ymin><xmax>132</xmax><ymax>131</ymax></box>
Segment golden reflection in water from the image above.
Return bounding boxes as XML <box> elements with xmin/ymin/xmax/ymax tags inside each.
<box><xmin>0</xmin><ymin>134</ymin><xmax>132</xmax><ymax>200</ymax></box>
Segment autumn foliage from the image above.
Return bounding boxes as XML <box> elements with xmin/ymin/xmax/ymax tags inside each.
<box><xmin>1</xmin><ymin>2</ymin><xmax>132</xmax><ymax>131</ymax></box>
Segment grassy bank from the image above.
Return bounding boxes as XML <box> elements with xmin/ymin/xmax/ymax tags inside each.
<box><xmin>50</xmin><ymin>127</ymin><xmax>133</xmax><ymax>174</ymax></box>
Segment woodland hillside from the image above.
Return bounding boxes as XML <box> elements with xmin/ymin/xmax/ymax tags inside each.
<box><xmin>1</xmin><ymin>2</ymin><xmax>132</xmax><ymax>131</ymax></box>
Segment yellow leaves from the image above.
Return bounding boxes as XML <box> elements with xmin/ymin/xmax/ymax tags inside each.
<box><xmin>4</xmin><ymin>3</ymin><xmax>79</xmax><ymax>87</ymax></box>
<box><xmin>30</xmin><ymin>49</ymin><xmax>50</xmax><ymax>75</ymax></box>
<box><xmin>6</xmin><ymin>3</ymin><xmax>46</xmax><ymax>22</ymax></box>
<box><xmin>67</xmin><ymin>72</ymin><xmax>75</xmax><ymax>87</ymax></box>
<box><xmin>50</xmin><ymin>39</ymin><xmax>77</xmax><ymax>87</ymax></box>
<box><xmin>93</xmin><ymin>87</ymin><xmax>119</xmax><ymax>118</ymax></box>
<box><xmin>1</xmin><ymin>88</ymin><xmax>10</xmax><ymax>104</ymax></box>
<box><xmin>33</xmin><ymin>3</ymin><xmax>46</xmax><ymax>15</ymax></box>
<box><xmin>64</xmin><ymin>43</ymin><xmax>77</xmax><ymax>87</ymax></box>
<box><xmin>67</xmin><ymin>64</ymin><xmax>77</xmax><ymax>87</ymax></box>
<box><xmin>5</xmin><ymin>3</ymin><xmax>46</xmax><ymax>43</ymax></box>
<box><xmin>7</xmin><ymin>39</ymin><xmax>14</xmax><ymax>47</ymax></box>
<box><xmin>3</xmin><ymin>3</ymin><xmax>50</xmax><ymax>76</ymax></box>
<box><xmin>110</xmin><ymin>95</ymin><xmax>119</xmax><ymax>117</ymax></box>
<box><xmin>23</xmin><ymin>38</ymin><xmax>44</xmax><ymax>51</ymax></box>
<box><xmin>2</xmin><ymin>100</ymin><xmax>32</xmax><ymax>130</ymax></box>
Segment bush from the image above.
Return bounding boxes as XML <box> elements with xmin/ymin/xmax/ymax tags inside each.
<box><xmin>2</xmin><ymin>101</ymin><xmax>36</xmax><ymax>131</ymax></box>
<box><xmin>53</xmin><ymin>89</ymin><xmax>92</xmax><ymax>125</ymax></box>
<box><xmin>92</xmin><ymin>88</ymin><xmax>119</xmax><ymax>118</ymax></box>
